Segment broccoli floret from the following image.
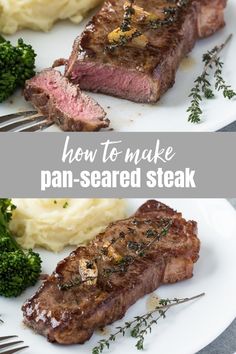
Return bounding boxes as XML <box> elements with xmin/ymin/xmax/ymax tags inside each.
<box><xmin>0</xmin><ymin>198</ymin><xmax>18</xmax><ymax>251</ymax></box>
<box><xmin>0</xmin><ymin>250</ymin><xmax>41</xmax><ymax>298</ymax></box>
<box><xmin>0</xmin><ymin>198</ymin><xmax>16</xmax><ymax>224</ymax></box>
<box><xmin>0</xmin><ymin>233</ymin><xmax>17</xmax><ymax>252</ymax></box>
<box><xmin>0</xmin><ymin>36</ymin><xmax>36</xmax><ymax>103</ymax></box>
<box><xmin>0</xmin><ymin>199</ymin><xmax>42</xmax><ymax>298</ymax></box>
<box><xmin>25</xmin><ymin>249</ymin><xmax>42</xmax><ymax>286</ymax></box>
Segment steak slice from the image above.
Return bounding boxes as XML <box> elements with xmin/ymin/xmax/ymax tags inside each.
<box><xmin>65</xmin><ymin>0</ymin><xmax>227</xmax><ymax>103</ymax></box>
<box><xmin>24</xmin><ymin>69</ymin><xmax>109</xmax><ymax>132</ymax></box>
<box><xmin>22</xmin><ymin>200</ymin><xmax>200</xmax><ymax>345</ymax></box>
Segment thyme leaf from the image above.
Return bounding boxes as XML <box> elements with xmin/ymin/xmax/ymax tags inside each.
<box><xmin>92</xmin><ymin>293</ymin><xmax>205</xmax><ymax>354</ymax></box>
<box><xmin>120</xmin><ymin>0</ymin><xmax>135</xmax><ymax>32</ymax></box>
<box><xmin>187</xmin><ymin>34</ymin><xmax>235</xmax><ymax>123</ymax></box>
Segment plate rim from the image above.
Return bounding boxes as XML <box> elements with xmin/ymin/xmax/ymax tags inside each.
<box><xmin>0</xmin><ymin>199</ymin><xmax>236</xmax><ymax>354</ymax></box>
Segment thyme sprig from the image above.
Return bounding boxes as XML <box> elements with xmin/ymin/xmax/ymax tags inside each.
<box><xmin>187</xmin><ymin>34</ymin><xmax>235</xmax><ymax>123</ymax></box>
<box><xmin>92</xmin><ymin>292</ymin><xmax>205</xmax><ymax>354</ymax></box>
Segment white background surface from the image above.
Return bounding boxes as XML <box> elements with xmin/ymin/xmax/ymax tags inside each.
<box><xmin>0</xmin><ymin>199</ymin><xmax>236</xmax><ymax>354</ymax></box>
<box><xmin>0</xmin><ymin>0</ymin><xmax>236</xmax><ymax>132</ymax></box>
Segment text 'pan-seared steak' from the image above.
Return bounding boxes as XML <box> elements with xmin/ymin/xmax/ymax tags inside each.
<box><xmin>65</xmin><ymin>0</ymin><xmax>227</xmax><ymax>103</ymax></box>
<box><xmin>22</xmin><ymin>200</ymin><xmax>200</xmax><ymax>345</ymax></box>
<box><xmin>24</xmin><ymin>69</ymin><xmax>109</xmax><ymax>132</ymax></box>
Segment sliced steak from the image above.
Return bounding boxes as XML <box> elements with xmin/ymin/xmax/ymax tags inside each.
<box><xmin>24</xmin><ymin>69</ymin><xmax>109</xmax><ymax>132</ymax></box>
<box><xmin>22</xmin><ymin>200</ymin><xmax>200</xmax><ymax>345</ymax></box>
<box><xmin>65</xmin><ymin>0</ymin><xmax>227</xmax><ymax>103</ymax></box>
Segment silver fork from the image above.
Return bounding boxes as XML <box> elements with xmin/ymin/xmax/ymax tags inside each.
<box><xmin>0</xmin><ymin>336</ymin><xmax>28</xmax><ymax>354</ymax></box>
<box><xmin>0</xmin><ymin>111</ymin><xmax>54</xmax><ymax>132</ymax></box>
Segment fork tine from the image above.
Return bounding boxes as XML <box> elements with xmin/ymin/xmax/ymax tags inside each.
<box><xmin>1</xmin><ymin>345</ymin><xmax>29</xmax><ymax>354</ymax></box>
<box><xmin>0</xmin><ymin>341</ymin><xmax>23</xmax><ymax>350</ymax></box>
<box><xmin>0</xmin><ymin>111</ymin><xmax>38</xmax><ymax>124</ymax></box>
<box><xmin>0</xmin><ymin>114</ymin><xmax>44</xmax><ymax>131</ymax></box>
<box><xmin>0</xmin><ymin>337</ymin><xmax>18</xmax><ymax>342</ymax></box>
<box><xmin>17</xmin><ymin>121</ymin><xmax>54</xmax><ymax>132</ymax></box>
<box><xmin>0</xmin><ymin>110</ymin><xmax>55</xmax><ymax>132</ymax></box>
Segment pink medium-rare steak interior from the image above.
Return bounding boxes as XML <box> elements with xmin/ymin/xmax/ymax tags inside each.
<box><xmin>65</xmin><ymin>0</ymin><xmax>227</xmax><ymax>103</ymax></box>
<box><xmin>70</xmin><ymin>62</ymin><xmax>161</xmax><ymax>103</ymax></box>
<box><xmin>24</xmin><ymin>69</ymin><xmax>109</xmax><ymax>131</ymax></box>
<box><xmin>22</xmin><ymin>200</ymin><xmax>200</xmax><ymax>345</ymax></box>
<box><xmin>31</xmin><ymin>70</ymin><xmax>97</xmax><ymax>120</ymax></box>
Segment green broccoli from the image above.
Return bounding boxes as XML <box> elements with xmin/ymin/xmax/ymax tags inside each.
<box><xmin>0</xmin><ymin>36</ymin><xmax>36</xmax><ymax>103</ymax></box>
<box><xmin>0</xmin><ymin>199</ymin><xmax>42</xmax><ymax>297</ymax></box>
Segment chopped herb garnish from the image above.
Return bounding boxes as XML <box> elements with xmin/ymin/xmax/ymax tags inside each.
<box><xmin>63</xmin><ymin>202</ymin><xmax>69</xmax><ymax>209</ymax></box>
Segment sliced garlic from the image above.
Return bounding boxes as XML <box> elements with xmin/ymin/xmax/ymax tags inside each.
<box><xmin>79</xmin><ymin>258</ymin><xmax>98</xmax><ymax>285</ymax></box>
<box><xmin>123</xmin><ymin>2</ymin><xmax>166</xmax><ymax>23</ymax></box>
<box><xmin>108</xmin><ymin>27</ymin><xmax>148</xmax><ymax>49</ymax></box>
<box><xmin>103</xmin><ymin>241</ymin><xmax>123</xmax><ymax>262</ymax></box>
<box><xmin>131</xmin><ymin>33</ymin><xmax>148</xmax><ymax>48</ymax></box>
<box><xmin>108</xmin><ymin>27</ymin><xmax>136</xmax><ymax>43</ymax></box>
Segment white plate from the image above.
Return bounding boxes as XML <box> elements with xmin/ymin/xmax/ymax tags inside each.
<box><xmin>1</xmin><ymin>1</ymin><xmax>236</xmax><ymax>132</ymax></box>
<box><xmin>0</xmin><ymin>199</ymin><xmax>236</xmax><ymax>354</ymax></box>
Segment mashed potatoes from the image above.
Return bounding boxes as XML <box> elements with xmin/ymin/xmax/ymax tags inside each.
<box><xmin>0</xmin><ymin>0</ymin><xmax>102</xmax><ymax>34</ymax></box>
<box><xmin>9</xmin><ymin>199</ymin><xmax>126</xmax><ymax>252</ymax></box>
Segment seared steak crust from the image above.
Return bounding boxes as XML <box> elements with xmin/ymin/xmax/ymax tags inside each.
<box><xmin>67</xmin><ymin>0</ymin><xmax>227</xmax><ymax>103</ymax></box>
<box><xmin>24</xmin><ymin>69</ymin><xmax>109</xmax><ymax>132</ymax></box>
<box><xmin>22</xmin><ymin>200</ymin><xmax>200</xmax><ymax>345</ymax></box>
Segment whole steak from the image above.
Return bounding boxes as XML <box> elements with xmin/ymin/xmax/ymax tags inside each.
<box><xmin>66</xmin><ymin>0</ymin><xmax>227</xmax><ymax>103</ymax></box>
<box><xmin>22</xmin><ymin>200</ymin><xmax>200</xmax><ymax>344</ymax></box>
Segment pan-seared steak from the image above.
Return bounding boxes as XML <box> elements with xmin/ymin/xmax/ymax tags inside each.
<box><xmin>22</xmin><ymin>200</ymin><xmax>200</xmax><ymax>344</ymax></box>
<box><xmin>24</xmin><ymin>69</ymin><xmax>109</xmax><ymax>132</ymax></box>
<box><xmin>65</xmin><ymin>0</ymin><xmax>227</xmax><ymax>103</ymax></box>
